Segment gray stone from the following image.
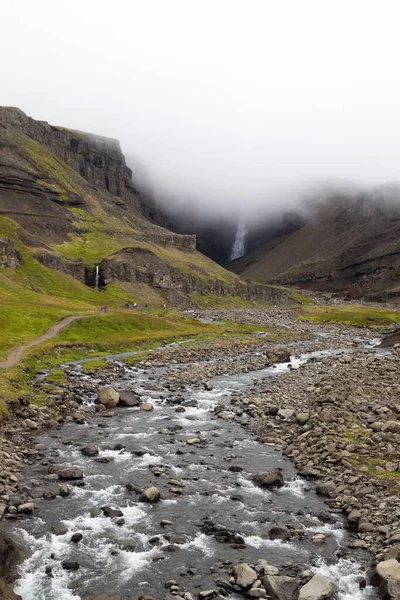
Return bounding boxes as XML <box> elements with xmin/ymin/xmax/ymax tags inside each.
<box><xmin>139</xmin><ymin>487</ymin><xmax>160</xmax><ymax>503</ymax></box>
<box><xmin>97</xmin><ymin>386</ymin><xmax>119</xmax><ymax>408</ymax></box>
<box><xmin>252</xmin><ymin>469</ymin><xmax>284</xmax><ymax>489</ymax></box>
<box><xmin>316</xmin><ymin>481</ymin><xmax>338</xmax><ymax>498</ymax></box>
<box><xmin>266</xmin><ymin>348</ymin><xmax>291</xmax><ymax>363</ymax></box>
<box><xmin>235</xmin><ymin>563</ymin><xmax>258</xmax><ymax>588</ymax></box>
<box><xmin>298</xmin><ymin>575</ymin><xmax>336</xmax><ymax>600</ymax></box>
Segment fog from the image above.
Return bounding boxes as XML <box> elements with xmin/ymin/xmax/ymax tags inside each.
<box><xmin>3</xmin><ymin>0</ymin><xmax>400</xmax><ymax>220</ymax></box>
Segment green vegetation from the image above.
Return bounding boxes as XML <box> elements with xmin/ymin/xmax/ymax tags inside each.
<box><xmin>301</xmin><ymin>304</ymin><xmax>400</xmax><ymax>327</ymax></box>
<box><xmin>0</xmin><ymin>309</ymin><xmax>274</xmax><ymax>417</ymax></box>
<box><xmin>288</xmin><ymin>290</ymin><xmax>315</xmax><ymax>305</ymax></box>
<box><xmin>8</xmin><ymin>129</ymin><xmax>84</xmax><ymax>200</ymax></box>
<box><xmin>43</xmin><ymin>369</ymin><xmax>67</xmax><ymax>385</ymax></box>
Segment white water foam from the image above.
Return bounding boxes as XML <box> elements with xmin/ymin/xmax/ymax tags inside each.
<box><xmin>182</xmin><ymin>532</ymin><xmax>215</xmax><ymax>556</ymax></box>
<box><xmin>315</xmin><ymin>558</ymin><xmax>379</xmax><ymax>599</ymax></box>
<box><xmin>278</xmin><ymin>477</ymin><xmax>307</xmax><ymax>498</ymax></box>
<box><xmin>244</xmin><ymin>535</ymin><xmax>297</xmax><ymax>551</ymax></box>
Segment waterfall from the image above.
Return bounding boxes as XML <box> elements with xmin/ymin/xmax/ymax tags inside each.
<box><xmin>94</xmin><ymin>265</ymin><xmax>99</xmax><ymax>291</ymax></box>
<box><xmin>230</xmin><ymin>221</ymin><xmax>247</xmax><ymax>261</ymax></box>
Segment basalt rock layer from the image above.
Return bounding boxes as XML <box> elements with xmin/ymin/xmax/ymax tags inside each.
<box><xmin>0</xmin><ymin>107</ymin><xmax>288</xmax><ymax>306</ymax></box>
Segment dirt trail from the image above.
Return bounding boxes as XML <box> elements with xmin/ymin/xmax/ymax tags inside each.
<box><xmin>0</xmin><ymin>315</ymin><xmax>86</xmax><ymax>369</ymax></box>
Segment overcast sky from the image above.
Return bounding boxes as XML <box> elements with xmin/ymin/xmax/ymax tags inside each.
<box><xmin>2</xmin><ymin>0</ymin><xmax>400</xmax><ymax>217</ymax></box>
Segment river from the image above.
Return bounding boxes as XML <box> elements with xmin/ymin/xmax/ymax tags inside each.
<box><xmin>9</xmin><ymin>347</ymin><xmax>380</xmax><ymax>600</ymax></box>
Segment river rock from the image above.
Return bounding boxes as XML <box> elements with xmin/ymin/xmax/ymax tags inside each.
<box><xmin>0</xmin><ymin>577</ymin><xmax>22</xmax><ymax>600</ymax></box>
<box><xmin>17</xmin><ymin>502</ymin><xmax>34</xmax><ymax>514</ymax></box>
<box><xmin>269</xmin><ymin>525</ymin><xmax>291</xmax><ymax>540</ymax></box>
<box><xmin>61</xmin><ymin>560</ymin><xmax>80</xmax><ymax>571</ymax></box>
<box><xmin>296</xmin><ymin>412</ymin><xmax>310</xmax><ymax>425</ymax></box>
<box><xmin>102</xmin><ymin>506</ymin><xmax>123</xmax><ymax>518</ymax></box>
<box><xmin>118</xmin><ymin>390</ymin><xmax>141</xmax><ymax>407</ymax></box>
<box><xmin>53</xmin><ymin>524</ymin><xmax>68</xmax><ymax>535</ymax></box>
<box><xmin>277</xmin><ymin>408</ymin><xmax>295</xmax><ymax>419</ymax></box>
<box><xmin>255</xmin><ymin>560</ymin><xmax>280</xmax><ymax>576</ymax></box>
<box><xmin>234</xmin><ymin>563</ymin><xmax>258</xmax><ymax>588</ymax></box>
<box><xmin>204</xmin><ymin>381</ymin><xmax>213</xmax><ymax>391</ymax></box>
<box><xmin>252</xmin><ymin>469</ymin><xmax>284</xmax><ymax>488</ymax></box>
<box><xmin>71</xmin><ymin>533</ymin><xmax>83</xmax><ymax>543</ymax></box>
<box><xmin>140</xmin><ymin>403</ymin><xmax>154</xmax><ymax>411</ymax></box>
<box><xmin>139</xmin><ymin>487</ymin><xmax>161</xmax><ymax>503</ymax></box>
<box><xmin>81</xmin><ymin>445</ymin><xmax>99</xmax><ymax>457</ymax></box>
<box><xmin>261</xmin><ymin>574</ymin><xmax>301</xmax><ymax>600</ymax></box>
<box><xmin>57</xmin><ymin>468</ymin><xmax>83</xmax><ymax>481</ymax></box>
<box><xmin>298</xmin><ymin>574</ymin><xmax>336</xmax><ymax>600</ymax></box>
<box><xmin>316</xmin><ymin>481</ymin><xmax>338</xmax><ymax>498</ymax></box>
<box><xmin>372</xmin><ymin>559</ymin><xmax>400</xmax><ymax>599</ymax></box>
<box><xmin>266</xmin><ymin>348</ymin><xmax>290</xmax><ymax>363</ymax></box>
<box><xmin>97</xmin><ymin>386</ymin><xmax>119</xmax><ymax>408</ymax></box>
<box><xmin>59</xmin><ymin>484</ymin><xmax>70</xmax><ymax>496</ymax></box>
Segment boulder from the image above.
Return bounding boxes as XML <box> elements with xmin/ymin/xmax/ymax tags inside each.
<box><xmin>296</xmin><ymin>412</ymin><xmax>310</xmax><ymax>425</ymax></box>
<box><xmin>372</xmin><ymin>559</ymin><xmax>400</xmax><ymax>599</ymax></box>
<box><xmin>59</xmin><ymin>483</ymin><xmax>70</xmax><ymax>496</ymax></box>
<box><xmin>298</xmin><ymin>575</ymin><xmax>336</xmax><ymax>600</ymax></box>
<box><xmin>0</xmin><ymin>577</ymin><xmax>22</xmax><ymax>600</ymax></box>
<box><xmin>53</xmin><ymin>524</ymin><xmax>68</xmax><ymax>535</ymax></box>
<box><xmin>261</xmin><ymin>574</ymin><xmax>301</xmax><ymax>600</ymax></box>
<box><xmin>277</xmin><ymin>408</ymin><xmax>295</xmax><ymax>419</ymax></box>
<box><xmin>266</xmin><ymin>348</ymin><xmax>291</xmax><ymax>363</ymax></box>
<box><xmin>139</xmin><ymin>487</ymin><xmax>161</xmax><ymax>503</ymax></box>
<box><xmin>204</xmin><ymin>381</ymin><xmax>213</xmax><ymax>391</ymax></box>
<box><xmin>269</xmin><ymin>524</ymin><xmax>291</xmax><ymax>541</ymax></box>
<box><xmin>57</xmin><ymin>468</ymin><xmax>83</xmax><ymax>481</ymax></box>
<box><xmin>234</xmin><ymin>563</ymin><xmax>258</xmax><ymax>588</ymax></box>
<box><xmin>0</xmin><ymin>532</ymin><xmax>23</xmax><ymax>581</ymax></box>
<box><xmin>316</xmin><ymin>481</ymin><xmax>338</xmax><ymax>498</ymax></box>
<box><xmin>140</xmin><ymin>403</ymin><xmax>154</xmax><ymax>412</ymax></box>
<box><xmin>252</xmin><ymin>469</ymin><xmax>284</xmax><ymax>489</ymax></box>
<box><xmin>118</xmin><ymin>390</ymin><xmax>141</xmax><ymax>407</ymax></box>
<box><xmin>97</xmin><ymin>386</ymin><xmax>119</xmax><ymax>408</ymax></box>
<box><xmin>81</xmin><ymin>445</ymin><xmax>99</xmax><ymax>457</ymax></box>
<box><xmin>17</xmin><ymin>503</ymin><xmax>34</xmax><ymax>514</ymax></box>
<box><xmin>102</xmin><ymin>506</ymin><xmax>123</xmax><ymax>518</ymax></box>
<box><xmin>61</xmin><ymin>561</ymin><xmax>80</xmax><ymax>571</ymax></box>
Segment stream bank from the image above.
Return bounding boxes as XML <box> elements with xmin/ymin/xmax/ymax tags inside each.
<box><xmin>1</xmin><ymin>309</ymin><xmax>399</xmax><ymax>599</ymax></box>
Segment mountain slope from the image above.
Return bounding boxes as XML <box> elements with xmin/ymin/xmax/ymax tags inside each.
<box><xmin>230</xmin><ymin>193</ymin><xmax>400</xmax><ymax>301</ymax></box>
<box><xmin>0</xmin><ymin>107</ymin><xmax>287</xmax><ymax>308</ymax></box>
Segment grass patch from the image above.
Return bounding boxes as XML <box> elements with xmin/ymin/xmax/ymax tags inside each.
<box><xmin>301</xmin><ymin>305</ymin><xmax>400</xmax><ymax>327</ymax></box>
<box><xmin>81</xmin><ymin>358</ymin><xmax>108</xmax><ymax>374</ymax></box>
<box><xmin>43</xmin><ymin>369</ymin><xmax>67</xmax><ymax>385</ymax></box>
<box><xmin>288</xmin><ymin>291</ymin><xmax>315</xmax><ymax>305</ymax></box>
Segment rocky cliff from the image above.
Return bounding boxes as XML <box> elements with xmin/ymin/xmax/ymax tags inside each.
<box><xmin>230</xmin><ymin>192</ymin><xmax>400</xmax><ymax>302</ymax></box>
<box><xmin>0</xmin><ymin>107</ymin><xmax>288</xmax><ymax>307</ymax></box>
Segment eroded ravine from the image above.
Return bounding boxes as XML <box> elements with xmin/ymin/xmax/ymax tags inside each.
<box><xmin>10</xmin><ymin>348</ymin><xmax>381</xmax><ymax>600</ymax></box>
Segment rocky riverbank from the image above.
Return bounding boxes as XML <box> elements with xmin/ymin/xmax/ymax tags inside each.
<box><xmin>1</xmin><ymin>308</ymin><xmax>400</xmax><ymax>599</ymax></box>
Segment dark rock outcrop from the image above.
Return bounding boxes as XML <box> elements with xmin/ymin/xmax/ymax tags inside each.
<box><xmin>0</xmin><ymin>238</ymin><xmax>21</xmax><ymax>269</ymax></box>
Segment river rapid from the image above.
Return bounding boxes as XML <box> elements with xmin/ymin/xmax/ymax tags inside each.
<box><xmin>9</xmin><ymin>346</ymin><xmax>381</xmax><ymax>600</ymax></box>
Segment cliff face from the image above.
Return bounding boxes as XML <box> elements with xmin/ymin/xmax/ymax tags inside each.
<box><xmin>0</xmin><ymin>107</ymin><xmax>287</xmax><ymax>306</ymax></box>
<box><xmin>230</xmin><ymin>193</ymin><xmax>400</xmax><ymax>302</ymax></box>
<box><xmin>0</xmin><ymin>107</ymin><xmax>138</xmax><ymax>209</ymax></box>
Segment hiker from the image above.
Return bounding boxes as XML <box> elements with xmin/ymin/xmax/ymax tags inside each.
<box><xmin>100</xmin><ymin>306</ymin><xmax>104</xmax><ymax>312</ymax></box>
<box><xmin>125</xmin><ymin>302</ymin><xmax>130</xmax><ymax>309</ymax></box>
<box><xmin>133</xmin><ymin>302</ymin><xmax>138</xmax><ymax>309</ymax></box>
<box><xmin>104</xmin><ymin>304</ymin><xmax>108</xmax><ymax>312</ymax></box>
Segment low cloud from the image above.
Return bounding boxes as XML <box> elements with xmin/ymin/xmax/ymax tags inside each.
<box><xmin>3</xmin><ymin>0</ymin><xmax>400</xmax><ymax>221</ymax></box>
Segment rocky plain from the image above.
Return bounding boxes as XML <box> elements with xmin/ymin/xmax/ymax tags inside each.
<box><xmin>1</xmin><ymin>306</ymin><xmax>400</xmax><ymax>600</ymax></box>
